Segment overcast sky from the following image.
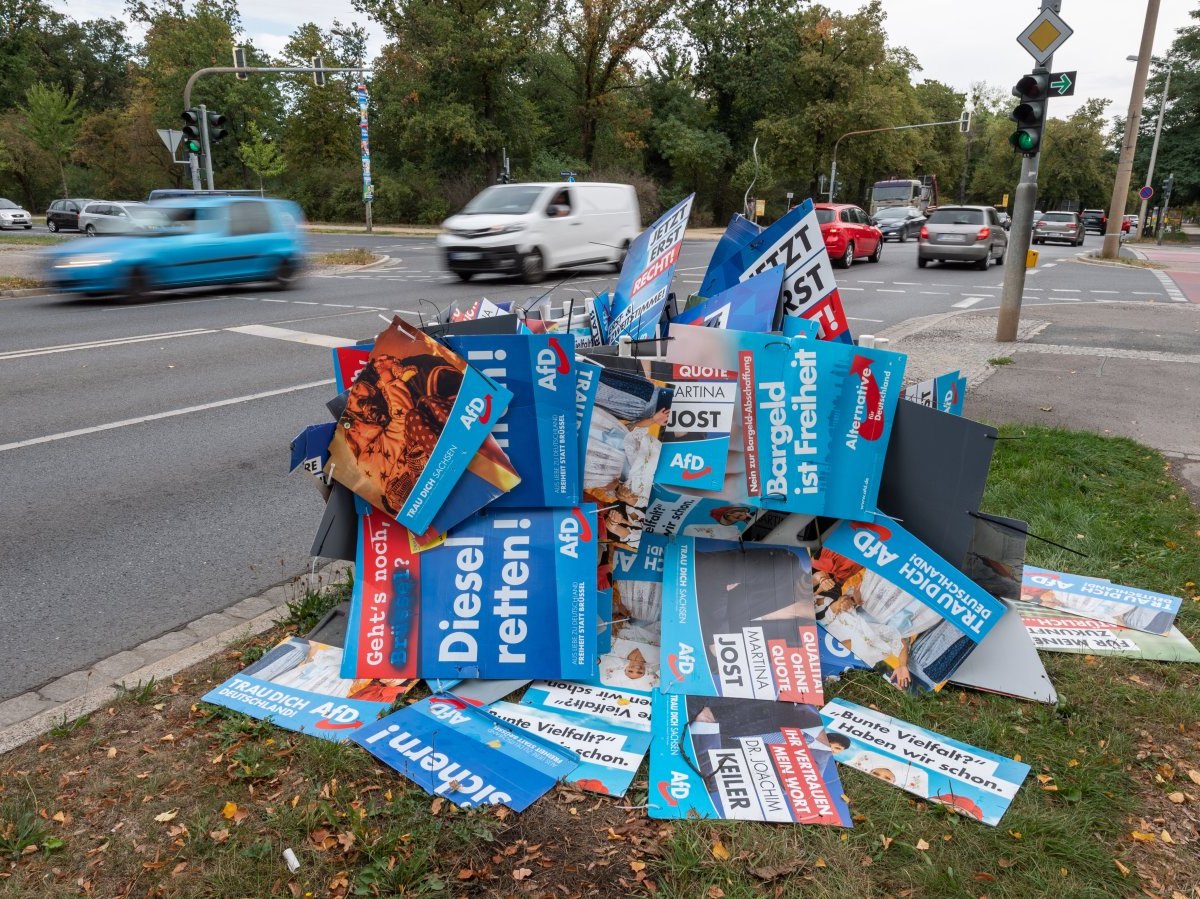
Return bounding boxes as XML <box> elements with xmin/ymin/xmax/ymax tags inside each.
<box><xmin>63</xmin><ymin>0</ymin><xmax>1194</xmax><ymax>118</ymax></box>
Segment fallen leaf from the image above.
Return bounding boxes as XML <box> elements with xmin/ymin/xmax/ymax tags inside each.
<box><xmin>707</xmin><ymin>888</ymin><xmax>725</xmax><ymax>899</ymax></box>
<box><xmin>1008</xmin><ymin>831</ymin><xmax>1022</xmax><ymax>840</ymax></box>
<box><xmin>997</xmin><ymin>858</ymin><xmax>1014</xmax><ymax>868</ymax></box>
<box><xmin>172</xmin><ymin>862</ymin><xmax>188</xmax><ymax>876</ymax></box>
<box><xmin>512</xmin><ymin>867</ymin><xmax>532</xmax><ymax>881</ymax></box>
<box><xmin>1160</xmin><ymin>830</ymin><xmax>1174</xmax><ymax>845</ymax></box>
<box><xmin>915</xmin><ymin>839</ymin><xmax>930</xmax><ymax>851</ymax></box>
<box><xmin>1188</xmin><ymin>769</ymin><xmax>1200</xmax><ymax>786</ymax></box>
<box><xmin>1167</xmin><ymin>792</ymin><xmax>1185</xmax><ymax>804</ymax></box>
<box><xmin>337</xmin><ymin>831</ymin><xmax>356</xmax><ymax>852</ymax></box>
<box><xmin>975</xmin><ymin>873</ymin><xmax>997</xmax><ymax>882</ymax></box>
<box><xmin>1130</xmin><ymin>831</ymin><xmax>1156</xmax><ymax>843</ymax></box>
<box><xmin>630</xmin><ymin>861</ymin><xmax>646</xmax><ymax>873</ymax></box>
<box><xmin>52</xmin><ymin>811</ymin><xmax>70</xmax><ymax>824</ymax></box>
<box><xmin>1067</xmin><ymin>759</ymin><xmax>1079</xmax><ymax>768</ymax></box>
<box><xmin>711</xmin><ymin>840</ymin><xmax>731</xmax><ymax>861</ymax></box>
<box><xmin>430</xmin><ymin>797</ymin><xmax>445</xmax><ymax>816</ymax></box>
<box><xmin>208</xmin><ymin>829</ymin><xmax>230</xmax><ymax>844</ymax></box>
<box><xmin>750</xmin><ymin>859</ymin><xmax>805</xmax><ymax>881</ymax></box>
<box><xmin>106</xmin><ymin>747</ymin><xmax>117</xmax><ymax>759</ymax></box>
<box><xmin>221</xmin><ymin>802</ymin><xmax>238</xmax><ymax>820</ymax></box>
<box><xmin>1040</xmin><ymin>406</ymin><xmax>1053</xmax><ymax>412</ymax></box>
<box><xmin>881</xmin><ymin>835</ymin><xmax>893</xmax><ymax>850</ymax></box>
<box><xmin>1037</xmin><ymin>774</ymin><xmax>1054</xmax><ymax>784</ymax></box>
<box><xmin>153</xmin><ymin>809</ymin><xmax>178</xmax><ymax>823</ymax></box>
<box><xmin>1114</xmin><ymin>859</ymin><xmax>1130</xmax><ymax>876</ymax></box>
<box><xmin>457</xmin><ymin>869</ymin><xmax>474</xmax><ymax>881</ymax></box>
<box><xmin>814</xmin><ymin>858</ymin><xmax>826</xmax><ymax>868</ymax></box>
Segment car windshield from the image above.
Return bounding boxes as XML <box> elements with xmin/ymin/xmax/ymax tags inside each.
<box><xmin>0</xmin><ymin>199</ymin><xmax>19</xmax><ymax>209</ymax></box>
<box><xmin>1042</xmin><ymin>213</ymin><xmax>1076</xmax><ymax>222</ymax></box>
<box><xmin>875</xmin><ymin>208</ymin><xmax>915</xmax><ymax>220</ymax></box>
<box><xmin>460</xmin><ymin>186</ymin><xmax>545</xmax><ymax>216</ymax></box>
<box><xmin>815</xmin><ymin>209</ymin><xmax>836</xmax><ymax>224</ymax></box>
<box><xmin>927</xmin><ymin>209</ymin><xmax>984</xmax><ymax>225</ymax></box>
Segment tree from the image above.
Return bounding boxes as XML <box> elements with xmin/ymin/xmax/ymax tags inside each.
<box><xmin>19</xmin><ymin>82</ymin><xmax>79</xmax><ymax>196</ymax></box>
<box><xmin>237</xmin><ymin>122</ymin><xmax>286</xmax><ymax>194</ymax></box>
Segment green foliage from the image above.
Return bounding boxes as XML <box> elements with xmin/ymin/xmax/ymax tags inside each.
<box><xmin>18</xmin><ymin>82</ymin><xmax>80</xmax><ymax>195</ymax></box>
<box><xmin>237</xmin><ymin>121</ymin><xmax>286</xmax><ymax>193</ymax></box>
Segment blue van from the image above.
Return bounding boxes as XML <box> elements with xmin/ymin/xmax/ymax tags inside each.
<box><xmin>42</xmin><ymin>196</ymin><xmax>306</xmax><ymax>299</ymax></box>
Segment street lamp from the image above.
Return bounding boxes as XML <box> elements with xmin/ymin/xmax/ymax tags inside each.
<box><xmin>1129</xmin><ymin>55</ymin><xmax>1173</xmax><ymax>237</ymax></box>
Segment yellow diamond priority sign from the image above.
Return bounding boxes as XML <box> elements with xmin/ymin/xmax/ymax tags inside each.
<box><xmin>1017</xmin><ymin>8</ymin><xmax>1073</xmax><ymax>64</ymax></box>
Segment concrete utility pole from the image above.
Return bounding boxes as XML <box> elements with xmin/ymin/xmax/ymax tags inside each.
<box><xmin>1137</xmin><ymin>62</ymin><xmax>1172</xmax><ymax>234</ymax></box>
<box><xmin>1103</xmin><ymin>0</ymin><xmax>1160</xmax><ymax>259</ymax></box>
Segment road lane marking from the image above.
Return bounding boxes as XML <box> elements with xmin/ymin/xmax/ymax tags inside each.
<box><xmin>1091</xmin><ymin>290</ymin><xmax>1119</xmax><ymax>294</ymax></box>
<box><xmin>847</xmin><ymin>316</ymin><xmax>884</xmax><ymax>323</ymax></box>
<box><xmin>0</xmin><ymin>328</ymin><xmax>215</xmax><ymax>361</ymax></box>
<box><xmin>858</xmin><ymin>280</ymin><xmax>884</xmax><ymax>284</ymax></box>
<box><xmin>919</xmin><ymin>291</ymin><xmax>949</xmax><ymax>295</ymax></box>
<box><xmin>839</xmin><ymin>286</ymin><xmax>864</xmax><ymax>291</ymax></box>
<box><xmin>225</xmin><ymin>324</ymin><xmax>357</xmax><ymax>348</ymax></box>
<box><xmin>877</xmin><ymin>289</ymin><xmax>905</xmax><ymax>293</ymax></box>
<box><xmin>0</xmin><ymin>379</ymin><xmax>336</xmax><ymax>454</ymax></box>
<box><xmin>891</xmin><ymin>282</ymin><xmax>921</xmax><ymax>285</ymax></box>
<box><xmin>1050</xmin><ymin>288</ymin><xmax>1081</xmax><ymax>292</ymax></box>
<box><xmin>952</xmin><ymin>297</ymin><xmax>985</xmax><ymax>308</ymax></box>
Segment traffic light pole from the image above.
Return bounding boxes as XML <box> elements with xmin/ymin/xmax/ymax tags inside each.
<box><xmin>997</xmin><ymin>57</ymin><xmax>1052</xmax><ymax>343</ymax></box>
<box><xmin>199</xmin><ymin>103</ymin><xmax>215</xmax><ymax>192</ymax></box>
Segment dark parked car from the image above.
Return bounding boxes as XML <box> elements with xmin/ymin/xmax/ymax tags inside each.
<box><xmin>1033</xmin><ymin>211</ymin><xmax>1084</xmax><ymax>246</ymax></box>
<box><xmin>46</xmin><ymin>198</ymin><xmax>95</xmax><ymax>232</ymax></box>
<box><xmin>872</xmin><ymin>206</ymin><xmax>926</xmax><ymax>242</ymax></box>
<box><xmin>1081</xmin><ymin>209</ymin><xmax>1107</xmax><ymax>234</ymax></box>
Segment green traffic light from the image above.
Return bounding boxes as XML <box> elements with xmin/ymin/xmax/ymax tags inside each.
<box><xmin>1010</xmin><ymin>131</ymin><xmax>1037</xmax><ymax>152</ymax></box>
<box><xmin>185</xmin><ymin>139</ymin><xmax>201</xmax><ymax>153</ymax></box>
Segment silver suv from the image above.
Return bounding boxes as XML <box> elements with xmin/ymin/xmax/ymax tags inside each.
<box><xmin>917</xmin><ymin>206</ymin><xmax>1008</xmax><ymax>270</ymax></box>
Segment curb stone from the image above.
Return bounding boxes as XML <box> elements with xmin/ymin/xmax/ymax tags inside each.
<box><xmin>0</xmin><ymin>560</ymin><xmax>352</xmax><ymax>755</ymax></box>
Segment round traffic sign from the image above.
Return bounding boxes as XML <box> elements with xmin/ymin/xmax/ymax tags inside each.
<box><xmin>1139</xmin><ymin>185</ymin><xmax>1154</xmax><ymax>200</ymax></box>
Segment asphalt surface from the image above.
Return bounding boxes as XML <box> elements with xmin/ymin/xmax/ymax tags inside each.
<box><xmin>0</xmin><ymin>230</ymin><xmax>1176</xmax><ymax>701</ymax></box>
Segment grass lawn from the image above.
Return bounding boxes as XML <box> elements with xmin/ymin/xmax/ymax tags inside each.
<box><xmin>0</xmin><ymin>235</ymin><xmax>67</xmax><ymax>247</ymax></box>
<box><xmin>2</xmin><ymin>425</ymin><xmax>1198</xmax><ymax>898</ymax></box>
<box><xmin>0</xmin><ymin>277</ymin><xmax>43</xmax><ymax>291</ymax></box>
<box><xmin>314</xmin><ymin>248</ymin><xmax>378</xmax><ymax>266</ymax></box>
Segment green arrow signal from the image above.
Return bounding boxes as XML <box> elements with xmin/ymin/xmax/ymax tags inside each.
<box><xmin>1051</xmin><ymin>73</ymin><xmax>1072</xmax><ymax>95</ymax></box>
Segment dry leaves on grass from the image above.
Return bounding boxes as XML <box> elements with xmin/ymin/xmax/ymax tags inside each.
<box><xmin>710</xmin><ymin>840</ymin><xmax>731</xmax><ymax>861</ymax></box>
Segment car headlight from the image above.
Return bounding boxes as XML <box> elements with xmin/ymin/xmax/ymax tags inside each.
<box><xmin>53</xmin><ymin>255</ymin><xmax>114</xmax><ymax>269</ymax></box>
<box><xmin>493</xmin><ymin>223</ymin><xmax>525</xmax><ymax>234</ymax></box>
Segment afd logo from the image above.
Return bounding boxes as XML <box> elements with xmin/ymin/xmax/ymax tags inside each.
<box><xmin>459</xmin><ymin>394</ymin><xmax>494</xmax><ymax>430</ymax></box>
<box><xmin>427</xmin><ymin>695</ymin><xmax>471</xmax><ymax>726</ymax></box>
<box><xmin>656</xmin><ymin>770</ymin><xmax>691</xmax><ymax>807</ymax></box>
<box><xmin>667</xmin><ymin>643</ymin><xmax>696</xmax><ymax>680</ymax></box>
<box><xmin>1029</xmin><ymin>574</ymin><xmax>1072</xmax><ymax>590</ymax></box>
<box><xmin>849</xmin><ymin>356</ymin><xmax>885</xmax><ymax>440</ymax></box>
<box><xmin>667</xmin><ymin>451</ymin><xmax>712</xmax><ymax>481</ymax></box>
<box><xmin>312</xmin><ymin>702</ymin><xmax>363</xmax><ymax>731</ymax></box>
<box><xmin>849</xmin><ymin>521</ymin><xmax>898</xmax><ymax>566</ymax></box>
<box><xmin>535</xmin><ymin>338</ymin><xmax>572</xmax><ymax>391</ymax></box>
<box><xmin>558</xmin><ymin>507</ymin><xmax>593</xmax><ymax>558</ymax></box>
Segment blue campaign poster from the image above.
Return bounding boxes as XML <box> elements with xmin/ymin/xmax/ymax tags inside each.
<box><xmin>202</xmin><ymin>637</ymin><xmax>415</xmax><ymax>742</ymax></box>
<box><xmin>604</xmin><ymin>194</ymin><xmax>694</xmax><ymax>341</ymax></box>
<box><xmin>352</xmin><ymin>695</ymin><xmax>579</xmax><ymax>810</ymax></box>
<box><xmin>647</xmin><ymin>692</ymin><xmax>852</xmax><ymax>825</ymax></box>
<box><xmin>820</xmin><ymin>699</ymin><xmax>1030</xmax><ymax>826</ymax></box>
<box><xmin>671</xmin><ymin>266</ymin><xmax>784</xmax><ymax>333</ymax></box>
<box><xmin>289</xmin><ymin>422</ymin><xmax>335</xmax><ymax>479</ymax></box>
<box><xmin>707</xmin><ymin>213</ymin><xmax>762</xmax><ymax>274</ymax></box>
<box><xmin>1021</xmin><ymin>566</ymin><xmax>1182</xmax><ymax>635</ymax></box>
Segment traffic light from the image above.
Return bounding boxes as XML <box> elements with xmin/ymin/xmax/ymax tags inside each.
<box><xmin>232</xmin><ymin>46</ymin><xmax>248</xmax><ymax>80</ymax></box>
<box><xmin>207</xmin><ymin>110</ymin><xmax>228</xmax><ymax>143</ymax></box>
<box><xmin>959</xmin><ymin>109</ymin><xmax>971</xmax><ymax>133</ymax></box>
<box><xmin>1009</xmin><ymin>70</ymin><xmax>1048</xmax><ymax>156</ymax></box>
<box><xmin>181</xmin><ymin>108</ymin><xmax>202</xmax><ymax>154</ymax></box>
<box><xmin>312</xmin><ymin>56</ymin><xmax>326</xmax><ymax>87</ymax></box>
<box><xmin>1163</xmin><ymin>174</ymin><xmax>1175</xmax><ymax>197</ymax></box>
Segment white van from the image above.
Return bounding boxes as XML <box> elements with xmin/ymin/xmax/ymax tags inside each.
<box><xmin>437</xmin><ymin>182</ymin><xmax>641</xmax><ymax>283</ymax></box>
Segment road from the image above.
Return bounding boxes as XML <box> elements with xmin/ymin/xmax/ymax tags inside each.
<box><xmin>0</xmin><ymin>230</ymin><xmax>1176</xmax><ymax>701</ymax></box>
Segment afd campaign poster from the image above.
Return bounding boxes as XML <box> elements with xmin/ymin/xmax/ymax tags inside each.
<box><xmin>417</xmin><ymin>506</ymin><xmax>599</xmax><ymax>680</ymax></box>
<box><xmin>662</xmin><ymin>539</ymin><xmax>823</xmax><ymax>706</ymax></box>
<box><xmin>700</xmin><ymin>199</ymin><xmax>853</xmax><ymax>344</ymax></box>
<box><xmin>444</xmin><ymin>333</ymin><xmax>580</xmax><ymax>508</ymax></box>
<box><xmin>202</xmin><ymin>637</ymin><xmax>416</xmax><ymax>742</ymax></box>
<box><xmin>1015</xmin><ymin>599</ymin><xmax>1200</xmax><ymax>662</ymax></box>
<box><xmin>814</xmin><ymin>521</ymin><xmax>1007</xmax><ymax>692</ymax></box>
<box><xmin>325</xmin><ymin>316</ymin><xmax>520</xmax><ymax>536</ymax></box>
<box><xmin>290</xmin><ymin>422</ymin><xmax>335</xmax><ymax>485</ymax></box>
<box><xmin>648</xmin><ymin>693</ymin><xmax>852</xmax><ymax>825</ymax></box>
<box><xmin>1020</xmin><ymin>566</ymin><xmax>1182</xmax><ymax>636</ymax></box>
<box><xmin>489</xmin><ymin>679</ymin><xmax>653</xmax><ymax>797</ymax></box>
<box><xmin>332</xmin><ymin>343</ymin><xmax>372</xmax><ymax>393</ymax></box>
<box><xmin>820</xmin><ymin>699</ymin><xmax>1030</xmax><ymax>826</ymax></box>
<box><xmin>352</xmin><ymin>695</ymin><xmax>579</xmax><ymax>811</ymax></box>
<box><xmin>604</xmin><ymin>194</ymin><xmax>694</xmax><ymax>342</ymax></box>
<box><xmin>672</xmin><ymin>266</ymin><xmax>785</xmax><ymax>333</ymax></box>
<box><xmin>823</xmin><ymin>343</ymin><xmax>907</xmax><ymax>522</ymax></box>
<box><xmin>902</xmin><ymin>370</ymin><xmax>966</xmax><ymax>416</ymax></box>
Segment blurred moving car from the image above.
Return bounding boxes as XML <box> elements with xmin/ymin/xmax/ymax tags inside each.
<box><xmin>78</xmin><ymin>201</ymin><xmax>168</xmax><ymax>236</ymax></box>
<box><xmin>1081</xmin><ymin>209</ymin><xmax>1107</xmax><ymax>234</ymax></box>
<box><xmin>0</xmin><ymin>198</ymin><xmax>33</xmax><ymax>229</ymax></box>
<box><xmin>872</xmin><ymin>206</ymin><xmax>925</xmax><ymax>242</ymax></box>
<box><xmin>46</xmin><ymin>198</ymin><xmax>95</xmax><ymax>232</ymax></box>
<box><xmin>1033</xmin><ymin>211</ymin><xmax>1084</xmax><ymax>246</ymax></box>
<box><xmin>996</xmin><ymin>211</ymin><xmax>1011</xmax><ymax>230</ymax></box>
<box><xmin>917</xmin><ymin>206</ymin><xmax>1008</xmax><ymax>270</ymax></box>
<box><xmin>1122</xmin><ymin>215</ymin><xmax>1137</xmax><ymax>234</ymax></box>
<box><xmin>438</xmin><ymin>181</ymin><xmax>640</xmax><ymax>283</ymax></box>
<box><xmin>814</xmin><ymin>203</ymin><xmax>883</xmax><ymax>267</ymax></box>
<box><xmin>42</xmin><ymin>197</ymin><xmax>306</xmax><ymax>299</ymax></box>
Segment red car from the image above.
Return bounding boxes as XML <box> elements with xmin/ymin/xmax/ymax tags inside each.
<box><xmin>813</xmin><ymin>203</ymin><xmax>883</xmax><ymax>268</ymax></box>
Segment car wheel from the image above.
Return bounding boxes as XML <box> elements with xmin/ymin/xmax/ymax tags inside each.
<box><xmin>996</xmin><ymin>248</ymin><xmax>1006</xmax><ymax>265</ymax></box>
<box><xmin>612</xmin><ymin>240</ymin><xmax>630</xmax><ymax>273</ymax></box>
<box><xmin>273</xmin><ymin>257</ymin><xmax>300</xmax><ymax>290</ymax></box>
<box><xmin>123</xmin><ymin>266</ymin><xmax>151</xmax><ymax>302</ymax></box>
<box><xmin>899</xmin><ymin>230</ymin><xmax>908</xmax><ymax>243</ymax></box>
<box><xmin>47</xmin><ymin>220</ymin><xmax>58</xmax><ymax>232</ymax></box>
<box><xmin>837</xmin><ymin>242</ymin><xmax>854</xmax><ymax>269</ymax></box>
<box><xmin>917</xmin><ymin>257</ymin><xmax>928</xmax><ymax>268</ymax></box>
<box><xmin>975</xmin><ymin>250</ymin><xmax>991</xmax><ymax>271</ymax></box>
<box><xmin>454</xmin><ymin>271</ymin><xmax>474</xmax><ymax>282</ymax></box>
<box><xmin>85</xmin><ymin>224</ymin><xmax>97</xmax><ymax>236</ymax></box>
<box><xmin>23</xmin><ymin>225</ymin><xmax>31</xmax><ymax>230</ymax></box>
<box><xmin>868</xmin><ymin>240</ymin><xmax>882</xmax><ymax>263</ymax></box>
<box><xmin>521</xmin><ymin>248</ymin><xmax>545</xmax><ymax>284</ymax></box>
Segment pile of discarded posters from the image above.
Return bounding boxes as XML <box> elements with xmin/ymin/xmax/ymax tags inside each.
<box><xmin>205</xmin><ymin>194</ymin><xmax>1196</xmax><ymax>828</ymax></box>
